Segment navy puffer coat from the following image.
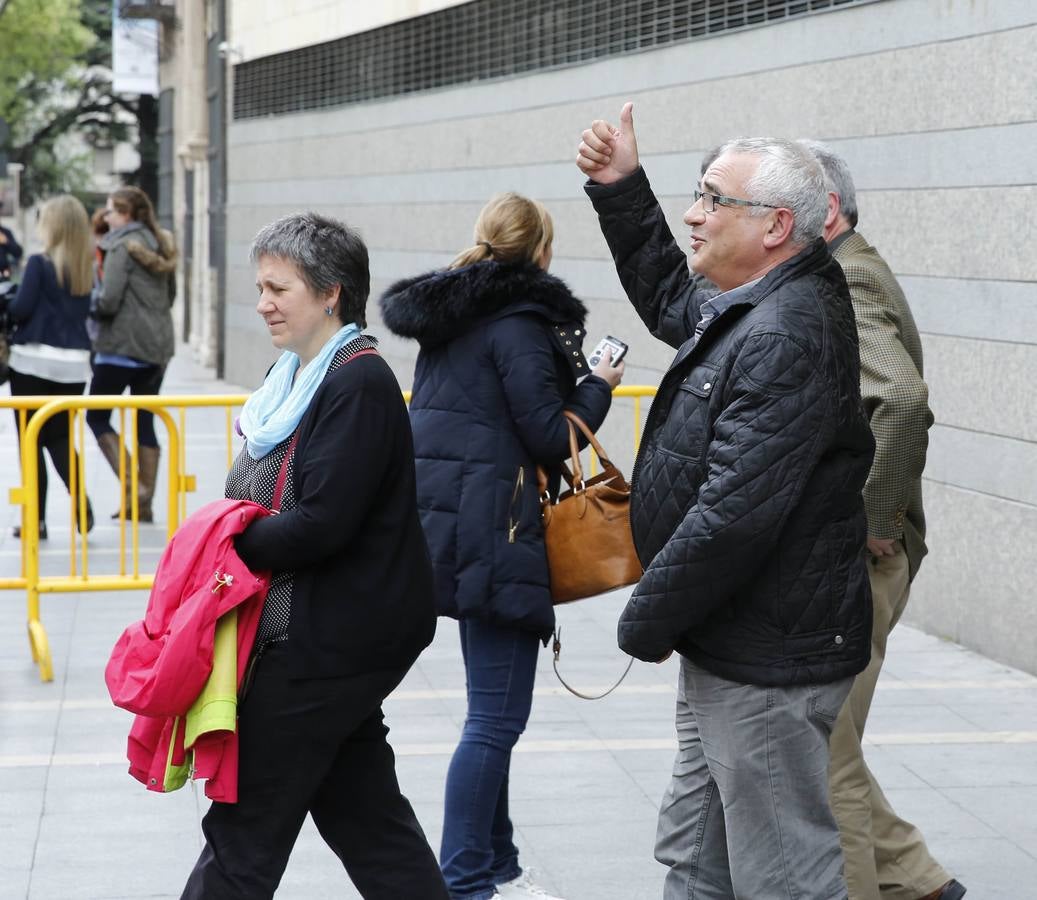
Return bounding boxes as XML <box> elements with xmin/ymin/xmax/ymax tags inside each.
<box><xmin>380</xmin><ymin>261</ymin><xmax>612</xmax><ymax>640</ymax></box>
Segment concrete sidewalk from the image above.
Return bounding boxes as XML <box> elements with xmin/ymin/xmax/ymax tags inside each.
<box><xmin>2</xmin><ymin>347</ymin><xmax>1036</xmax><ymax>899</ymax></box>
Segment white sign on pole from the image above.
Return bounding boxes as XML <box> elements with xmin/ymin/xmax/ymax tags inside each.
<box><xmin>112</xmin><ymin>5</ymin><xmax>159</xmax><ymax>96</ymax></box>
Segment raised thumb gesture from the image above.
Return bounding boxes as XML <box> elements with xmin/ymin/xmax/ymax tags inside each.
<box><xmin>576</xmin><ymin>101</ymin><xmax>639</xmax><ymax>185</ymax></box>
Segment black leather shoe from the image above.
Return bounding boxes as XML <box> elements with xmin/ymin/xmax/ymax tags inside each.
<box><xmin>920</xmin><ymin>879</ymin><xmax>966</xmax><ymax>900</ymax></box>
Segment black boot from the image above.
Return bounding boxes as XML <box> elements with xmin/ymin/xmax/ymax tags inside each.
<box><xmin>76</xmin><ymin>497</ymin><xmax>95</xmax><ymax>535</ymax></box>
<box><xmin>13</xmin><ymin>523</ymin><xmax>48</xmax><ymax>540</ymax></box>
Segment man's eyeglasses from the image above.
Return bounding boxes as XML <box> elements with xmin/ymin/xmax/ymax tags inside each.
<box><xmin>693</xmin><ymin>189</ymin><xmax>781</xmax><ymax>214</ymax></box>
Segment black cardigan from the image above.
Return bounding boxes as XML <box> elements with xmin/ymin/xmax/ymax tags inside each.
<box><xmin>234</xmin><ymin>352</ymin><xmax>437</xmax><ymax>678</ymax></box>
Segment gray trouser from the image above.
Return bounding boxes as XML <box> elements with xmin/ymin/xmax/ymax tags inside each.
<box><xmin>656</xmin><ymin>657</ymin><xmax>852</xmax><ymax>900</ymax></box>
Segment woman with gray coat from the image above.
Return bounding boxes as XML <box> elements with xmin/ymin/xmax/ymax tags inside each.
<box><xmin>87</xmin><ymin>185</ymin><xmax>176</xmax><ymax>522</ymax></box>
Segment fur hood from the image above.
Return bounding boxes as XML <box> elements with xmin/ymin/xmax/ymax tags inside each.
<box><xmin>101</xmin><ymin>222</ymin><xmax>178</xmax><ymax>275</ymax></box>
<box><xmin>380</xmin><ymin>260</ymin><xmax>588</xmax><ymax>347</ymax></box>
<box><xmin>126</xmin><ymin>230</ymin><xmax>177</xmax><ymax>275</ymax></box>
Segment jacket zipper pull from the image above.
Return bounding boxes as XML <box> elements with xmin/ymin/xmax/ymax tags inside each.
<box><xmin>507</xmin><ymin>466</ymin><xmax>525</xmax><ymax>544</ymax></box>
<box><xmin>212</xmin><ymin>570</ymin><xmax>235</xmax><ymax>593</ymax></box>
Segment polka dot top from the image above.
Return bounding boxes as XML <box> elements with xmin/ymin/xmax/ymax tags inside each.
<box><xmin>224</xmin><ymin>334</ymin><xmax>378</xmax><ymax>646</ymax></box>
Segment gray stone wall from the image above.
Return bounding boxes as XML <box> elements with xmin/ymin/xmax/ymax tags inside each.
<box><xmin>224</xmin><ymin>0</ymin><xmax>1037</xmax><ymax>672</ymax></box>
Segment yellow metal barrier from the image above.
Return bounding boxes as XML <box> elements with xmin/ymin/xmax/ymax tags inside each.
<box><xmin>1</xmin><ymin>394</ymin><xmax>248</xmax><ymax>680</ymax></box>
<box><xmin>2</xmin><ymin>386</ymin><xmax>656</xmax><ymax>682</ymax></box>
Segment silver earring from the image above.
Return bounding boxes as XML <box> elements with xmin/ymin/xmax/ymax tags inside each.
<box><xmin>325</xmin><ymin>306</ymin><xmax>333</xmax><ymax>317</ymax></box>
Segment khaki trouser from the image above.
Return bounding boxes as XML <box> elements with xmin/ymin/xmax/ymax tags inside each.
<box><xmin>828</xmin><ymin>543</ymin><xmax>950</xmax><ymax>900</ymax></box>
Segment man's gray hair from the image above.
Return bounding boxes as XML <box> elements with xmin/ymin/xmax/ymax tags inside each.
<box><xmin>715</xmin><ymin>137</ymin><xmax>827</xmax><ymax>246</ymax></box>
<box><xmin>249</xmin><ymin>212</ymin><xmax>370</xmax><ymax>328</ymax></box>
<box><xmin>798</xmin><ymin>139</ymin><xmax>858</xmax><ymax>228</ymax></box>
<box><xmin>699</xmin><ymin>143</ymin><xmax>724</xmax><ymax>177</ymax></box>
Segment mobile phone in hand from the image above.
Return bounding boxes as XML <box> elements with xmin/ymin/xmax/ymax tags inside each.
<box><xmin>588</xmin><ymin>335</ymin><xmax>628</xmax><ymax>368</ymax></box>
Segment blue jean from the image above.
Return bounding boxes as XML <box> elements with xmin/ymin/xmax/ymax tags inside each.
<box><xmin>656</xmin><ymin>657</ymin><xmax>853</xmax><ymax>900</ymax></box>
<box><xmin>440</xmin><ymin>619</ymin><xmax>540</xmax><ymax>900</ymax></box>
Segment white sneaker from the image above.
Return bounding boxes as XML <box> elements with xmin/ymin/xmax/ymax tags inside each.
<box><xmin>496</xmin><ymin>870</ymin><xmax>566</xmax><ymax>900</ymax></box>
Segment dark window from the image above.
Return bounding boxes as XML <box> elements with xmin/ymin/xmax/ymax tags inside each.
<box><xmin>233</xmin><ymin>0</ymin><xmax>877</xmax><ymax>120</ymax></box>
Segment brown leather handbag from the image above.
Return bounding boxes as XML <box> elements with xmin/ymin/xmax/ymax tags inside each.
<box><xmin>538</xmin><ymin>411</ymin><xmax>642</xmax><ymax>605</ymax></box>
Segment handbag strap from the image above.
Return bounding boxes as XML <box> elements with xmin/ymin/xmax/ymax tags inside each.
<box><xmin>271</xmin><ymin>433</ymin><xmax>298</xmax><ymax>512</ymax></box>
<box><xmin>269</xmin><ymin>346</ymin><xmax>380</xmax><ymax>513</ymax></box>
<box><xmin>551</xmin><ymin>627</ymin><xmax>634</xmax><ymax>700</ymax></box>
<box><xmin>562</xmin><ymin>410</ymin><xmax>614</xmax><ymax>467</ymax></box>
<box><xmin>536</xmin><ymin>410</ymin><xmax>618</xmax><ymax>498</ymax></box>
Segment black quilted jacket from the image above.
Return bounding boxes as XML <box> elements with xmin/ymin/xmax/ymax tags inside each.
<box><xmin>587</xmin><ymin>168</ymin><xmax>874</xmax><ymax>686</ymax></box>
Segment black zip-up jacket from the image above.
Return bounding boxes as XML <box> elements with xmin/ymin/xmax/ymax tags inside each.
<box><xmin>587</xmin><ymin>168</ymin><xmax>874</xmax><ymax>686</ymax></box>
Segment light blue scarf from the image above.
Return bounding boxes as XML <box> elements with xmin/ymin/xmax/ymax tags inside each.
<box><xmin>239</xmin><ymin>323</ymin><xmax>361</xmax><ymax>459</ymax></box>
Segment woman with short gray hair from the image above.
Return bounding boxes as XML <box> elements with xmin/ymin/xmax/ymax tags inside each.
<box><xmin>181</xmin><ymin>212</ymin><xmax>448</xmax><ymax>900</ymax></box>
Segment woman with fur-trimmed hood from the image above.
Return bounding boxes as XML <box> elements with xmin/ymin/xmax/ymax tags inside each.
<box><xmin>380</xmin><ymin>192</ymin><xmax>624</xmax><ymax>900</ymax></box>
<box><xmin>87</xmin><ymin>185</ymin><xmax>176</xmax><ymax>523</ymax></box>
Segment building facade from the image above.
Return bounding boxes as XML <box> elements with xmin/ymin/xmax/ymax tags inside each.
<box><xmin>167</xmin><ymin>0</ymin><xmax>1037</xmax><ymax>673</ymax></box>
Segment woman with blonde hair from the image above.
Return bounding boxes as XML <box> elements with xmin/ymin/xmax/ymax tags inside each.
<box><xmin>381</xmin><ymin>192</ymin><xmax>625</xmax><ymax>900</ymax></box>
<box><xmin>87</xmin><ymin>185</ymin><xmax>176</xmax><ymax>523</ymax></box>
<box><xmin>6</xmin><ymin>195</ymin><xmax>95</xmax><ymax>538</ymax></box>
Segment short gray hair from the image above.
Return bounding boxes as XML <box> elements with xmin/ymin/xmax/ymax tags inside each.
<box><xmin>715</xmin><ymin>137</ymin><xmax>827</xmax><ymax>246</ymax></box>
<box><xmin>249</xmin><ymin>212</ymin><xmax>370</xmax><ymax>328</ymax></box>
<box><xmin>798</xmin><ymin>139</ymin><xmax>858</xmax><ymax>228</ymax></box>
<box><xmin>699</xmin><ymin>143</ymin><xmax>724</xmax><ymax>177</ymax></box>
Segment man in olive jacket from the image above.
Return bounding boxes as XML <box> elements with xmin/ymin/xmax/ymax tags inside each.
<box><xmin>804</xmin><ymin>142</ymin><xmax>964</xmax><ymax>900</ymax></box>
<box><xmin>577</xmin><ymin>104</ymin><xmax>874</xmax><ymax>899</ymax></box>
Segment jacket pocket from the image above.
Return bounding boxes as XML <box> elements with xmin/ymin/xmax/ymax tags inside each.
<box><xmin>781</xmin><ymin>627</ymin><xmax>848</xmax><ymax>660</ymax></box>
<box><xmin>658</xmin><ymin>362</ymin><xmax>720</xmax><ymax>461</ymax></box>
<box><xmin>678</xmin><ymin>362</ymin><xmax>720</xmax><ymax>399</ymax></box>
<box><xmin>507</xmin><ymin>466</ymin><xmax>525</xmax><ymax>544</ymax></box>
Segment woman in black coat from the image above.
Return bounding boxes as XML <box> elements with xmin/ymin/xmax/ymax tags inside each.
<box><xmin>380</xmin><ymin>193</ymin><xmax>624</xmax><ymax>900</ymax></box>
<box><xmin>181</xmin><ymin>212</ymin><xmax>447</xmax><ymax>900</ymax></box>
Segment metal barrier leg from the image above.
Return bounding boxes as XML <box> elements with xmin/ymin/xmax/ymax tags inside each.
<box><xmin>27</xmin><ymin>595</ymin><xmax>53</xmax><ymax>682</ymax></box>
